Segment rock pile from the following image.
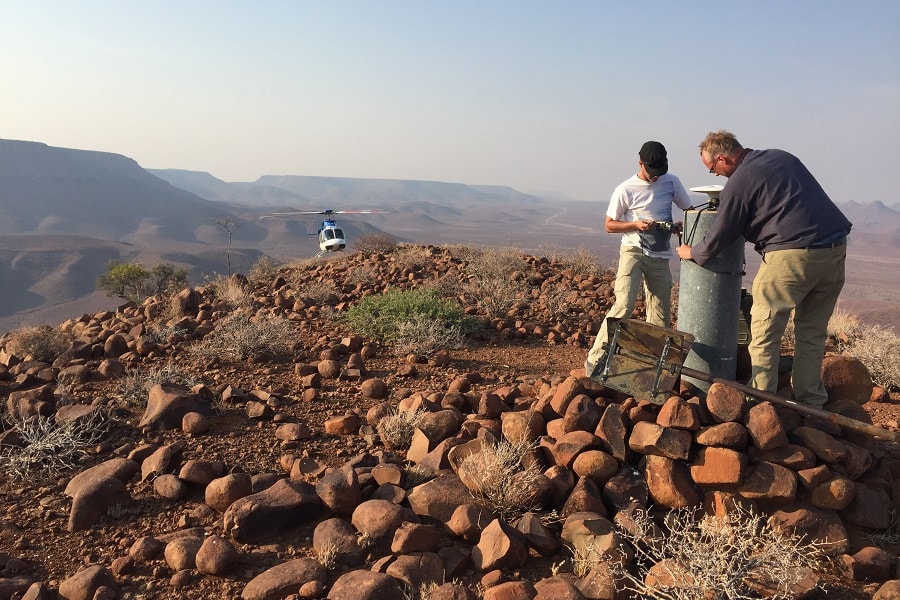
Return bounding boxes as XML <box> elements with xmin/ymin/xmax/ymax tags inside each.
<box><xmin>0</xmin><ymin>246</ymin><xmax>898</xmax><ymax>599</ymax></box>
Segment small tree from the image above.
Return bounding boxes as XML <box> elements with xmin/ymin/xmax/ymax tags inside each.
<box><xmin>97</xmin><ymin>261</ymin><xmax>188</xmax><ymax>302</ymax></box>
<box><xmin>97</xmin><ymin>262</ymin><xmax>150</xmax><ymax>301</ymax></box>
<box><xmin>148</xmin><ymin>263</ymin><xmax>188</xmax><ymax>295</ymax></box>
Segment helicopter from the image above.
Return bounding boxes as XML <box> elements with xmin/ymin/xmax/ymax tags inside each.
<box><xmin>259</xmin><ymin>209</ymin><xmax>388</xmax><ymax>257</ymax></box>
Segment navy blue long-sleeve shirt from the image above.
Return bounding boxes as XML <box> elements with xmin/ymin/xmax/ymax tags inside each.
<box><xmin>691</xmin><ymin>149</ymin><xmax>852</xmax><ymax>267</ymax></box>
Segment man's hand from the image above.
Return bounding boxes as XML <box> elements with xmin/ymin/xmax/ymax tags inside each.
<box><xmin>635</xmin><ymin>219</ymin><xmax>655</xmax><ymax>232</ymax></box>
<box><xmin>676</xmin><ymin>244</ymin><xmax>693</xmax><ymax>260</ymax></box>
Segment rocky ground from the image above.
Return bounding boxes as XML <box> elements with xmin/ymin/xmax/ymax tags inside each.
<box><xmin>1</xmin><ymin>244</ymin><xmax>898</xmax><ymax>600</ymax></box>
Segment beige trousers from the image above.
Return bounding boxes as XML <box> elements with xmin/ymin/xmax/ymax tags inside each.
<box><xmin>587</xmin><ymin>246</ymin><xmax>673</xmax><ymax>366</ymax></box>
<box><xmin>748</xmin><ymin>245</ymin><xmax>846</xmax><ymax>407</ymax></box>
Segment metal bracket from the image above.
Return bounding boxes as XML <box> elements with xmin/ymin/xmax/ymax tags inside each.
<box><xmin>591</xmin><ymin>318</ymin><xmax>693</xmax><ymax>404</ymax></box>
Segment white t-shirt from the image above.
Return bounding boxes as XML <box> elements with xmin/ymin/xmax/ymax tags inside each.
<box><xmin>607</xmin><ymin>173</ymin><xmax>692</xmax><ymax>258</ymax></box>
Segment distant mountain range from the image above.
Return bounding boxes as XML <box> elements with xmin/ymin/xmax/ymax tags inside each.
<box><xmin>1</xmin><ymin>138</ymin><xmax>898</xmax><ymax>333</ymax></box>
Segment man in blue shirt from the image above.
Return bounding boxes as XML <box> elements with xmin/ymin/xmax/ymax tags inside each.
<box><xmin>677</xmin><ymin>130</ymin><xmax>852</xmax><ymax>407</ymax></box>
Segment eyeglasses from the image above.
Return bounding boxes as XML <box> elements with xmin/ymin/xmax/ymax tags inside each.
<box><xmin>708</xmin><ymin>155</ymin><xmax>721</xmax><ymax>174</ymax></box>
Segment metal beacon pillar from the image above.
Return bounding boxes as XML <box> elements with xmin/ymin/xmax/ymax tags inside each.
<box><xmin>677</xmin><ymin>186</ymin><xmax>745</xmax><ymax>392</ymax></box>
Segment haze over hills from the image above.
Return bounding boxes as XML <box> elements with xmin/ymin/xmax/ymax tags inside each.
<box><xmin>1</xmin><ymin>138</ymin><xmax>899</xmax><ymax>334</ymax></box>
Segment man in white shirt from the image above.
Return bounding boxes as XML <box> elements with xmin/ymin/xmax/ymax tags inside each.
<box><xmin>585</xmin><ymin>141</ymin><xmax>693</xmax><ymax>378</ymax></box>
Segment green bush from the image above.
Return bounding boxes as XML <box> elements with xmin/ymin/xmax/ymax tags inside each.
<box><xmin>344</xmin><ymin>287</ymin><xmax>478</xmax><ymax>349</ymax></box>
<box><xmin>97</xmin><ymin>260</ymin><xmax>188</xmax><ymax>302</ymax></box>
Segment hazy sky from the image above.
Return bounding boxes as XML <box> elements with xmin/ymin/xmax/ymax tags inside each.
<box><xmin>2</xmin><ymin>1</ymin><xmax>898</xmax><ymax>204</ymax></box>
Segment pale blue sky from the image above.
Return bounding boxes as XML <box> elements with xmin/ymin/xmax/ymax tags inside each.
<box><xmin>2</xmin><ymin>1</ymin><xmax>898</xmax><ymax>204</ymax></box>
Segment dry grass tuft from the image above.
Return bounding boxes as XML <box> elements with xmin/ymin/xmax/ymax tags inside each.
<box><xmin>116</xmin><ymin>362</ymin><xmax>200</xmax><ymax>408</ymax></box>
<box><xmin>613</xmin><ymin>506</ymin><xmax>826</xmax><ymax>599</ymax></box>
<box><xmin>392</xmin><ymin>314</ymin><xmax>466</xmax><ymax>356</ymax></box>
<box><xmin>402</xmin><ymin>462</ymin><xmax>434</xmax><ymax>489</ymax></box>
<box><xmin>0</xmin><ymin>410</ymin><xmax>108</xmax><ymax>480</ymax></box>
<box><xmin>4</xmin><ymin>325</ymin><xmax>71</xmax><ymax>363</ymax></box>
<box><xmin>839</xmin><ymin>323</ymin><xmax>900</xmax><ymax>390</ymax></box>
<box><xmin>189</xmin><ymin>313</ymin><xmax>297</xmax><ymax>362</ymax></box>
<box><xmin>456</xmin><ymin>438</ymin><xmax>543</xmax><ymax>521</ymax></box>
<box><xmin>316</xmin><ymin>543</ymin><xmax>339</xmax><ymax>570</ymax></box>
<box><xmin>827</xmin><ymin>307</ymin><xmax>861</xmax><ymax>341</ymax></box>
<box><xmin>248</xmin><ymin>255</ymin><xmax>281</xmax><ymax>283</ymax></box>
<box><xmin>207</xmin><ymin>274</ymin><xmax>253</xmax><ymax>309</ymax></box>
<box><xmin>376</xmin><ymin>408</ymin><xmax>425</xmax><ymax>451</ymax></box>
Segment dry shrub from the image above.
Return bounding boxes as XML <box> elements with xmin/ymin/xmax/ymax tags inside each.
<box><xmin>542</xmin><ymin>244</ymin><xmax>604</xmax><ymax>277</ymax></box>
<box><xmin>462</xmin><ymin>247</ymin><xmax>530</xmax><ymax>319</ymax></box>
<box><xmin>376</xmin><ymin>408</ymin><xmax>424</xmax><ymax>451</ymax></box>
<box><xmin>456</xmin><ymin>438</ymin><xmax>542</xmax><ymax>521</ymax></box>
<box><xmin>5</xmin><ymin>325</ymin><xmax>71</xmax><ymax>363</ymax></box>
<box><xmin>345</xmin><ymin>264</ymin><xmax>380</xmax><ymax>285</ymax></box>
<box><xmin>540</xmin><ymin>285</ymin><xmax>574</xmax><ymax>322</ymax></box>
<box><xmin>390</xmin><ymin>244</ymin><xmax>431</xmax><ymax>272</ymax></box>
<box><xmin>839</xmin><ymin>323</ymin><xmax>900</xmax><ymax>390</ymax></box>
<box><xmin>248</xmin><ymin>255</ymin><xmax>281</xmax><ymax>284</ymax></box>
<box><xmin>116</xmin><ymin>362</ymin><xmax>200</xmax><ymax>408</ymax></box>
<box><xmin>462</xmin><ymin>276</ymin><xmax>529</xmax><ymax>319</ymax></box>
<box><xmin>207</xmin><ymin>274</ymin><xmax>253</xmax><ymax>309</ymax></box>
<box><xmin>189</xmin><ymin>313</ymin><xmax>296</xmax><ymax>362</ymax></box>
<box><xmin>827</xmin><ymin>307</ymin><xmax>861</xmax><ymax>341</ymax></box>
<box><xmin>354</xmin><ymin>232</ymin><xmax>398</xmax><ymax>255</ymax></box>
<box><xmin>392</xmin><ymin>314</ymin><xmax>466</xmax><ymax>356</ymax></box>
<box><xmin>144</xmin><ymin>324</ymin><xmax>190</xmax><ymax>345</ymax></box>
<box><xmin>440</xmin><ymin>244</ymin><xmax>479</xmax><ymax>263</ymax></box>
<box><xmin>465</xmin><ymin>246</ymin><xmax>526</xmax><ymax>280</ymax></box>
<box><xmin>423</xmin><ymin>272</ymin><xmax>465</xmax><ymax>299</ymax></box>
<box><xmin>614</xmin><ymin>507</ymin><xmax>825</xmax><ymax>599</ymax></box>
<box><xmin>0</xmin><ymin>410</ymin><xmax>108</xmax><ymax>480</ymax></box>
<box><xmin>298</xmin><ymin>280</ymin><xmax>340</xmax><ymax>304</ymax></box>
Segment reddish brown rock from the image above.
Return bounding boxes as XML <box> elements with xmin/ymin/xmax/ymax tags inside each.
<box><xmin>705</xmin><ymin>382</ymin><xmax>747</xmax><ymax>423</ymax></box>
<box><xmin>822</xmin><ymin>354</ymin><xmax>873</xmax><ymax>405</ymax></box>
<box><xmin>472</xmin><ymin>518</ymin><xmax>530</xmax><ymax>572</ymax></box>
<box><xmin>689</xmin><ymin>446</ymin><xmax>746</xmax><ymax>485</ymax></box>
<box><xmin>243</xmin><ymin>557</ymin><xmax>327</xmax><ymax>600</ymax></box>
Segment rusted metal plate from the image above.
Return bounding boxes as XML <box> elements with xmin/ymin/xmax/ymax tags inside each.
<box><xmin>591</xmin><ymin>318</ymin><xmax>694</xmax><ymax>404</ymax></box>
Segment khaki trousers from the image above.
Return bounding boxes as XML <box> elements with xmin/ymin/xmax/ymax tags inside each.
<box><xmin>587</xmin><ymin>247</ymin><xmax>673</xmax><ymax>366</ymax></box>
<box><xmin>748</xmin><ymin>245</ymin><xmax>846</xmax><ymax>407</ymax></box>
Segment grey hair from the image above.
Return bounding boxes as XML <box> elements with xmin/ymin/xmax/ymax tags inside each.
<box><xmin>699</xmin><ymin>130</ymin><xmax>744</xmax><ymax>161</ymax></box>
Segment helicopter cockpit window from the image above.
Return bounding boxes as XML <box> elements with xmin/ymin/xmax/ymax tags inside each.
<box><xmin>322</xmin><ymin>230</ymin><xmax>335</xmax><ymax>240</ymax></box>
<box><xmin>333</xmin><ymin>228</ymin><xmax>345</xmax><ymax>239</ymax></box>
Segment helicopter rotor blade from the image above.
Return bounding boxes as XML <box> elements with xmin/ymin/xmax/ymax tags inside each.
<box><xmin>258</xmin><ymin>210</ymin><xmax>332</xmax><ymax>219</ymax></box>
<box><xmin>259</xmin><ymin>209</ymin><xmax>389</xmax><ymax>219</ymax></box>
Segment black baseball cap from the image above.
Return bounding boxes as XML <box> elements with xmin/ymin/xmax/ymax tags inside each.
<box><xmin>639</xmin><ymin>141</ymin><xmax>668</xmax><ymax>177</ymax></box>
